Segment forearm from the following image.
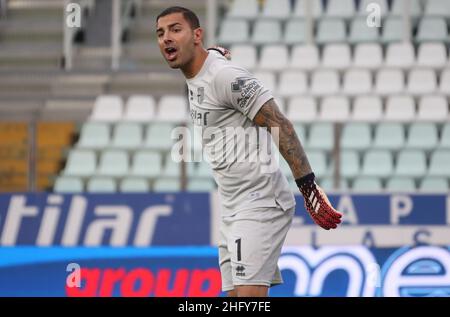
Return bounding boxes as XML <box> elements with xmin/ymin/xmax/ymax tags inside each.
<box><xmin>253</xmin><ymin>99</ymin><xmax>312</xmax><ymax>179</ymax></box>
<box><xmin>276</xmin><ymin>118</ymin><xmax>312</xmax><ymax>179</ymax></box>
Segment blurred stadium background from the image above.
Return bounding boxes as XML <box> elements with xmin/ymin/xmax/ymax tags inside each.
<box><xmin>0</xmin><ymin>0</ymin><xmax>449</xmax><ymax>297</ymax></box>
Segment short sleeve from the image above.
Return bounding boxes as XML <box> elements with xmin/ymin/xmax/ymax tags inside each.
<box><xmin>213</xmin><ymin>66</ymin><xmax>274</xmax><ymax>120</ymax></box>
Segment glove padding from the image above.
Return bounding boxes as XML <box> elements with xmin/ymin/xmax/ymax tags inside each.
<box><xmin>298</xmin><ymin>175</ymin><xmax>342</xmax><ymax>230</ymax></box>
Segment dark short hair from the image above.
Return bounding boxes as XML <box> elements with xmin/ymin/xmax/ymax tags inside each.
<box><xmin>156</xmin><ymin>6</ymin><xmax>200</xmax><ymax>30</ymax></box>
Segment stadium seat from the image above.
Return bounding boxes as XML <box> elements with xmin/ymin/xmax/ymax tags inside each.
<box><xmin>417</xmin><ymin>95</ymin><xmax>449</xmax><ymax>121</ymax></box>
<box><xmin>359</xmin><ymin>0</ymin><xmax>389</xmax><ymax>15</ymax></box>
<box><xmin>230</xmin><ymin>45</ymin><xmax>257</xmax><ymax>69</ymax></box>
<box><xmin>322</xmin><ymin>44</ymin><xmax>351</xmax><ymax>70</ymax></box>
<box><xmin>406</xmin><ymin>123</ymin><xmax>439</xmax><ymax>150</ymax></box>
<box><xmin>153</xmin><ymin>178</ymin><xmax>181</xmax><ymax>192</ymax></box>
<box><xmin>253</xmin><ymin>71</ymin><xmax>276</xmax><ymax>93</ymax></box>
<box><xmin>385</xmin><ymin>95</ymin><xmax>416</xmax><ymax>122</ymax></box>
<box><xmin>391</xmin><ymin>0</ymin><xmax>422</xmax><ymax>18</ymax></box>
<box><xmin>381</xmin><ymin>18</ymin><xmax>405</xmax><ymax>43</ymax></box>
<box><xmin>407</xmin><ymin>69</ymin><xmax>437</xmax><ymax>95</ymax></box>
<box><xmin>316</xmin><ymin>19</ymin><xmax>347</xmax><ymax>44</ymax></box>
<box><xmin>352</xmin><ymin>177</ymin><xmax>383</xmax><ymax>192</ymax></box>
<box><xmin>89</xmin><ymin>95</ymin><xmax>123</xmax><ymax>122</ymax></box>
<box><xmin>352</xmin><ymin>96</ymin><xmax>383</xmax><ymax>122</ymax></box>
<box><xmin>386</xmin><ymin>177</ymin><xmax>416</xmax><ymax>192</ymax></box>
<box><xmin>77</xmin><ymin>122</ymin><xmax>110</xmax><ymax>149</ymax></box>
<box><xmin>251</xmin><ymin>20</ymin><xmax>282</xmax><ymax>44</ymax></box>
<box><xmin>290</xmin><ymin>45</ymin><xmax>319</xmax><ymax>70</ymax></box>
<box><xmin>343</xmin><ymin>69</ymin><xmax>372</xmax><ymax>96</ymax></box>
<box><xmin>293</xmin><ymin>0</ymin><xmax>324</xmax><ymax>18</ymax></box>
<box><xmin>320</xmin><ymin>178</ymin><xmax>349</xmax><ymax>191</ymax></box>
<box><xmin>87</xmin><ymin>177</ymin><xmax>116</xmax><ymax>193</ymax></box>
<box><xmin>373</xmin><ymin>123</ymin><xmax>405</xmax><ymax>149</ymax></box>
<box><xmin>111</xmin><ymin>122</ymin><xmax>142</xmax><ymax>149</ymax></box>
<box><xmin>54</xmin><ymin>176</ymin><xmax>83</xmax><ymax>193</ymax></box>
<box><xmin>120</xmin><ymin>178</ymin><xmax>149</xmax><ymax>192</ymax></box>
<box><xmin>63</xmin><ymin>150</ymin><xmax>96</xmax><ymax>177</ymax></box>
<box><xmin>294</xmin><ymin>123</ymin><xmax>306</xmax><ymax>142</ymax></box>
<box><xmin>395</xmin><ymin>150</ymin><xmax>427</xmax><ymax>177</ymax></box>
<box><xmin>259</xmin><ymin>45</ymin><xmax>289</xmax><ymax>71</ymax></box>
<box><xmin>187</xmin><ymin>179</ymin><xmax>216</xmax><ymax>192</ymax></box>
<box><xmin>375</xmin><ymin>68</ymin><xmax>405</xmax><ymax>95</ymax></box>
<box><xmin>416</xmin><ymin>17</ymin><xmax>448</xmax><ymax>42</ymax></box>
<box><xmin>307</xmin><ymin>123</ymin><xmax>334</xmax><ymax>151</ymax></box>
<box><xmin>310</xmin><ymin>70</ymin><xmax>340</xmax><ymax>96</ymax></box>
<box><xmin>341</xmin><ymin>123</ymin><xmax>372</xmax><ymax>150</ymax></box>
<box><xmin>420</xmin><ymin>177</ymin><xmax>449</xmax><ymax>192</ymax></box>
<box><xmin>284</xmin><ymin>19</ymin><xmax>307</xmax><ymax>44</ymax></box>
<box><xmin>329</xmin><ymin>150</ymin><xmax>360</xmax><ymax>178</ymax></box>
<box><xmin>97</xmin><ymin>150</ymin><xmax>129</xmax><ymax>177</ymax></box>
<box><xmin>287</xmin><ymin>97</ymin><xmax>318</xmax><ymax>122</ymax></box>
<box><xmin>156</xmin><ymin>95</ymin><xmax>187</xmax><ymax>122</ymax></box>
<box><xmin>319</xmin><ymin>96</ymin><xmax>350</xmax><ymax>122</ymax></box>
<box><xmin>227</xmin><ymin>0</ymin><xmax>259</xmax><ymax>18</ymax></box>
<box><xmin>261</xmin><ymin>0</ymin><xmax>290</xmax><ymax>19</ymax></box>
<box><xmin>349</xmin><ymin>17</ymin><xmax>379</xmax><ymax>43</ymax></box>
<box><xmin>130</xmin><ymin>150</ymin><xmax>162</xmax><ymax>178</ymax></box>
<box><xmin>326</xmin><ymin>0</ymin><xmax>356</xmax><ymax>18</ymax></box>
<box><xmin>144</xmin><ymin>123</ymin><xmax>175</xmax><ymax>150</ymax></box>
<box><xmin>307</xmin><ymin>151</ymin><xmax>327</xmax><ymax>177</ymax></box>
<box><xmin>417</xmin><ymin>42</ymin><xmax>447</xmax><ymax>69</ymax></box>
<box><xmin>424</xmin><ymin>0</ymin><xmax>450</xmax><ymax>17</ymax></box>
<box><xmin>278</xmin><ymin>71</ymin><xmax>307</xmax><ymax>97</ymax></box>
<box><xmin>440</xmin><ymin>124</ymin><xmax>450</xmax><ymax>148</ymax></box>
<box><xmin>428</xmin><ymin>150</ymin><xmax>450</xmax><ymax>176</ymax></box>
<box><xmin>194</xmin><ymin>161</ymin><xmax>213</xmax><ymax>178</ymax></box>
<box><xmin>439</xmin><ymin>69</ymin><xmax>450</xmax><ymax>95</ymax></box>
<box><xmin>385</xmin><ymin>42</ymin><xmax>415</xmax><ymax>69</ymax></box>
<box><xmin>218</xmin><ymin>19</ymin><xmax>249</xmax><ymax>45</ymax></box>
<box><xmin>162</xmin><ymin>152</ymin><xmax>181</xmax><ymax>178</ymax></box>
<box><xmin>362</xmin><ymin>150</ymin><xmax>393</xmax><ymax>177</ymax></box>
<box><xmin>123</xmin><ymin>95</ymin><xmax>156</xmax><ymax>122</ymax></box>
<box><xmin>353</xmin><ymin>43</ymin><xmax>383</xmax><ymax>69</ymax></box>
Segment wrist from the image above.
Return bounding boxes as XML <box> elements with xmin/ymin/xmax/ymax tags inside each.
<box><xmin>295</xmin><ymin>172</ymin><xmax>315</xmax><ymax>189</ymax></box>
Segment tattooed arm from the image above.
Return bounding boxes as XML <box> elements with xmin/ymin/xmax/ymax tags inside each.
<box><xmin>253</xmin><ymin>98</ymin><xmax>312</xmax><ymax>179</ymax></box>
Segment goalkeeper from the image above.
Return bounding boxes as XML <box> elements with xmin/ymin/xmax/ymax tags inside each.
<box><xmin>156</xmin><ymin>6</ymin><xmax>342</xmax><ymax>297</ymax></box>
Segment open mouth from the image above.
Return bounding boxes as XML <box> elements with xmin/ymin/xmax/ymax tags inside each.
<box><xmin>165</xmin><ymin>47</ymin><xmax>178</xmax><ymax>62</ymax></box>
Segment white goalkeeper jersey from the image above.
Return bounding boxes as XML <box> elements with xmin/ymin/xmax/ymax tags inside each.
<box><xmin>186</xmin><ymin>51</ymin><xmax>296</xmax><ymax>216</ymax></box>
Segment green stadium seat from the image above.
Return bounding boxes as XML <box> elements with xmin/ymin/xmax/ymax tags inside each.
<box><xmin>87</xmin><ymin>177</ymin><xmax>116</xmax><ymax>192</ymax></box>
<box><xmin>420</xmin><ymin>177</ymin><xmax>449</xmax><ymax>192</ymax></box>
<box><xmin>406</xmin><ymin>123</ymin><xmax>438</xmax><ymax>150</ymax></box>
<box><xmin>77</xmin><ymin>122</ymin><xmax>110</xmax><ymax>149</ymax></box>
<box><xmin>130</xmin><ymin>151</ymin><xmax>162</xmax><ymax>178</ymax></box>
<box><xmin>97</xmin><ymin>150</ymin><xmax>129</xmax><ymax>177</ymax></box>
<box><xmin>341</xmin><ymin>123</ymin><xmax>372</xmax><ymax>150</ymax></box>
<box><xmin>187</xmin><ymin>179</ymin><xmax>216</xmax><ymax>192</ymax></box>
<box><xmin>308</xmin><ymin>123</ymin><xmax>334</xmax><ymax>151</ymax></box>
<box><xmin>63</xmin><ymin>150</ymin><xmax>96</xmax><ymax>177</ymax></box>
<box><xmin>386</xmin><ymin>177</ymin><xmax>416</xmax><ymax>192</ymax></box>
<box><xmin>120</xmin><ymin>178</ymin><xmax>149</xmax><ymax>192</ymax></box>
<box><xmin>428</xmin><ymin>150</ymin><xmax>450</xmax><ymax>176</ymax></box>
<box><xmin>153</xmin><ymin>178</ymin><xmax>181</xmax><ymax>192</ymax></box>
<box><xmin>352</xmin><ymin>177</ymin><xmax>383</xmax><ymax>192</ymax></box>
<box><xmin>373</xmin><ymin>123</ymin><xmax>405</xmax><ymax>150</ymax></box>
<box><xmin>54</xmin><ymin>176</ymin><xmax>83</xmax><ymax>193</ymax></box>
<box><xmin>395</xmin><ymin>150</ymin><xmax>427</xmax><ymax>177</ymax></box>
<box><xmin>111</xmin><ymin>122</ymin><xmax>143</xmax><ymax>149</ymax></box>
<box><xmin>362</xmin><ymin>150</ymin><xmax>393</xmax><ymax>177</ymax></box>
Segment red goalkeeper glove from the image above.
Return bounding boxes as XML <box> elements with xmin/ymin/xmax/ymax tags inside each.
<box><xmin>296</xmin><ymin>173</ymin><xmax>342</xmax><ymax>230</ymax></box>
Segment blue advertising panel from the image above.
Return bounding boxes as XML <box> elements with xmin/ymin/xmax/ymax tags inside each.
<box><xmin>0</xmin><ymin>246</ymin><xmax>449</xmax><ymax>297</ymax></box>
<box><xmin>0</xmin><ymin>193</ymin><xmax>211</xmax><ymax>246</ymax></box>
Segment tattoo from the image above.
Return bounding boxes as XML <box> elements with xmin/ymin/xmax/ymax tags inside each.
<box><xmin>253</xmin><ymin>98</ymin><xmax>312</xmax><ymax>179</ymax></box>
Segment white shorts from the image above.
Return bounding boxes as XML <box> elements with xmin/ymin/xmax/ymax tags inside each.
<box><xmin>218</xmin><ymin>205</ymin><xmax>295</xmax><ymax>292</ymax></box>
